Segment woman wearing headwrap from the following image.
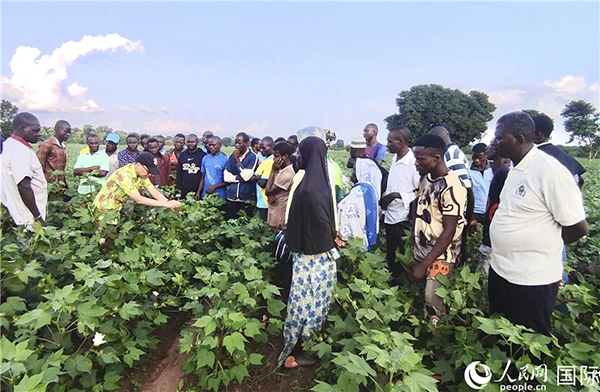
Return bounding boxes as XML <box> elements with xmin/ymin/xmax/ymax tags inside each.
<box><xmin>278</xmin><ymin>136</ymin><xmax>339</xmax><ymax>369</ymax></box>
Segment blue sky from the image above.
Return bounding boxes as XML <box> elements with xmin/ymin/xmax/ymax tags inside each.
<box><xmin>2</xmin><ymin>1</ymin><xmax>599</xmax><ymax>145</ymax></box>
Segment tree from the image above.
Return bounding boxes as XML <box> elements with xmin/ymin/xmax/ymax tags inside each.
<box><xmin>1</xmin><ymin>100</ymin><xmax>19</xmax><ymax>139</ymax></box>
<box><xmin>222</xmin><ymin>137</ymin><xmax>234</xmax><ymax>147</ymax></box>
<box><xmin>522</xmin><ymin>109</ymin><xmax>553</xmax><ymax>122</ymax></box>
<box><xmin>384</xmin><ymin>84</ymin><xmax>496</xmax><ymax>147</ymax></box>
<box><xmin>331</xmin><ymin>139</ymin><xmax>345</xmax><ymax>150</ymax></box>
<box><xmin>561</xmin><ymin>100</ymin><xmax>600</xmax><ymax>160</ymax></box>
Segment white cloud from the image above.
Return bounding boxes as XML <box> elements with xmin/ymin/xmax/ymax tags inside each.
<box><xmin>486</xmin><ymin>74</ymin><xmax>599</xmax><ymax>145</ymax></box>
<box><xmin>542</xmin><ymin>74</ymin><xmax>588</xmax><ymax>96</ymax></box>
<box><xmin>67</xmin><ymin>82</ymin><xmax>88</xmax><ymax>97</ymax></box>
<box><xmin>141</xmin><ymin>118</ymin><xmax>225</xmax><ymax>135</ymax></box>
<box><xmin>118</xmin><ymin>105</ymin><xmax>134</xmax><ymax>112</ymax></box>
<box><xmin>138</xmin><ymin>106</ymin><xmax>153</xmax><ymax>113</ymax></box>
<box><xmin>371</xmin><ymin>103</ymin><xmax>394</xmax><ymax>115</ymax></box>
<box><xmin>240</xmin><ymin>122</ymin><xmax>269</xmax><ymax>137</ymax></box>
<box><xmin>159</xmin><ymin>106</ymin><xmax>172</xmax><ymax>113</ymax></box>
<box><xmin>487</xmin><ymin>89</ymin><xmax>526</xmax><ymax>106</ymax></box>
<box><xmin>1</xmin><ymin>33</ymin><xmax>143</xmax><ymax>113</ymax></box>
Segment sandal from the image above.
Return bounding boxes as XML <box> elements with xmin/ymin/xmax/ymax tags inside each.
<box><xmin>284</xmin><ymin>354</ymin><xmax>318</xmax><ymax>369</ymax></box>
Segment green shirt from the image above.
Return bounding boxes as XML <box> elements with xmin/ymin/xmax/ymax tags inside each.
<box><xmin>74</xmin><ymin>151</ymin><xmax>110</xmax><ymax>194</ymax></box>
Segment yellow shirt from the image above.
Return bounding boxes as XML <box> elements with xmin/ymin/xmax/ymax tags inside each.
<box><xmin>93</xmin><ymin>164</ymin><xmax>153</xmax><ymax>211</ymax></box>
<box><xmin>255</xmin><ymin>157</ymin><xmax>274</xmax><ymax>208</ymax></box>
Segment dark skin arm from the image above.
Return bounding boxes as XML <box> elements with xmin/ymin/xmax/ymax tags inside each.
<box><xmin>73</xmin><ymin>166</ymin><xmax>108</xmax><ymax>177</ymax></box>
<box><xmin>17</xmin><ymin>177</ymin><xmax>46</xmax><ymax>226</ymax></box>
<box><xmin>265</xmin><ymin>169</ymin><xmax>284</xmax><ymax>197</ymax></box>
<box><xmin>196</xmin><ymin>172</ymin><xmax>205</xmax><ymax>200</ymax></box>
<box><xmin>380</xmin><ymin>192</ymin><xmax>401</xmax><ymax>210</ymax></box>
<box><xmin>466</xmin><ymin>187</ymin><xmax>477</xmax><ymax>233</ymax></box>
<box><xmin>411</xmin><ymin>215</ymin><xmax>459</xmax><ymax>283</ymax></box>
<box><xmin>562</xmin><ymin>220</ymin><xmax>588</xmax><ymax>244</ymax></box>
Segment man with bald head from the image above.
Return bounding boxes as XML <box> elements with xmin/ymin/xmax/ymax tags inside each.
<box><xmin>37</xmin><ymin>120</ymin><xmax>71</xmax><ymax>186</ymax></box>
<box><xmin>2</xmin><ymin>113</ymin><xmax>48</xmax><ymax>227</ymax></box>
<box><xmin>429</xmin><ymin>126</ymin><xmax>475</xmax><ymax>264</ymax></box>
<box><xmin>380</xmin><ymin>126</ymin><xmax>420</xmax><ymax>279</ymax></box>
<box><xmin>363</xmin><ymin>123</ymin><xmax>386</xmax><ymax>165</ymax></box>
<box><xmin>489</xmin><ymin>111</ymin><xmax>588</xmax><ymax>336</ymax></box>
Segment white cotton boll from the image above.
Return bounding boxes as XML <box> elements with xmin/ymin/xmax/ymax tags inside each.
<box><xmin>93</xmin><ymin>332</ymin><xmax>106</xmax><ymax>346</ymax></box>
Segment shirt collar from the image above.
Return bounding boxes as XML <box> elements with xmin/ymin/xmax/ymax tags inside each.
<box><xmin>10</xmin><ymin>134</ymin><xmax>32</xmax><ymax>149</ymax></box>
<box><xmin>395</xmin><ymin>149</ymin><xmax>414</xmax><ymax>165</ymax></box>
<box><xmin>536</xmin><ymin>141</ymin><xmax>552</xmax><ymax>148</ymax></box>
<box><xmin>512</xmin><ymin>145</ymin><xmax>538</xmax><ymax>171</ymax></box>
<box><xmin>51</xmin><ymin>136</ymin><xmax>65</xmax><ymax>148</ymax></box>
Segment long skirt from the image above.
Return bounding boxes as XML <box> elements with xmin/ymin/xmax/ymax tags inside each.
<box><xmin>277</xmin><ymin>248</ymin><xmax>339</xmax><ymax>366</ymax></box>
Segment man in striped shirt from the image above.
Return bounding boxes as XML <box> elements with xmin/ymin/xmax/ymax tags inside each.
<box><xmin>430</xmin><ymin>126</ymin><xmax>475</xmax><ymax>265</ymax></box>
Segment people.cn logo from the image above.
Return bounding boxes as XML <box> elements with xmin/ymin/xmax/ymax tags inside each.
<box><xmin>464</xmin><ymin>361</ymin><xmax>492</xmax><ymax>390</ymax></box>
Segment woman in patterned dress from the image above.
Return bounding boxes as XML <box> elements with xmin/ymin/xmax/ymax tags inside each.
<box><xmin>278</xmin><ymin>136</ymin><xmax>339</xmax><ymax>369</ymax></box>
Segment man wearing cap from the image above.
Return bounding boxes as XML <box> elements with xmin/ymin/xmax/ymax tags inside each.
<box><xmin>346</xmin><ymin>136</ymin><xmax>383</xmax><ymax>199</ymax></box>
<box><xmin>104</xmin><ymin>133</ymin><xmax>120</xmax><ymax>178</ymax></box>
<box><xmin>94</xmin><ymin>152</ymin><xmax>181</xmax><ymax>212</ymax></box>
<box><xmin>73</xmin><ymin>134</ymin><xmax>109</xmax><ymax>195</ymax></box>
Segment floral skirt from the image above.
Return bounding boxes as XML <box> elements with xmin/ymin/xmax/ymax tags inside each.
<box><xmin>277</xmin><ymin>248</ymin><xmax>339</xmax><ymax>366</ymax></box>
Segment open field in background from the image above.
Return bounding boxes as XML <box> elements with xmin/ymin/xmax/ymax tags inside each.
<box><xmin>3</xmin><ymin>141</ymin><xmax>595</xmax><ymax>392</ymax></box>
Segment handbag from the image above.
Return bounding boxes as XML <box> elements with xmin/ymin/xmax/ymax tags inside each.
<box><xmin>274</xmin><ymin>228</ymin><xmax>292</xmax><ymax>264</ymax></box>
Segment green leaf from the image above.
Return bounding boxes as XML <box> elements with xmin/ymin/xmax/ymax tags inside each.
<box><xmin>223</xmin><ymin>332</ymin><xmax>247</xmax><ymax>355</ymax></box>
<box><xmin>118</xmin><ymin>301</ymin><xmax>143</xmax><ymax>320</ymax></box>
<box><xmin>248</xmin><ymin>353</ymin><xmax>263</xmax><ymax>365</ymax></box>
<box><xmin>75</xmin><ymin>354</ymin><xmax>92</xmax><ymax>373</ymax></box>
<box><xmin>0</xmin><ymin>296</ymin><xmax>27</xmax><ymax>317</ymax></box>
<box><xmin>332</xmin><ymin>353</ymin><xmax>376</xmax><ymax>378</ymax></box>
<box><xmin>124</xmin><ymin>346</ymin><xmax>145</xmax><ymax>367</ymax></box>
<box><xmin>244</xmin><ymin>321</ymin><xmax>261</xmax><ymax>338</ymax></box>
<box><xmin>14</xmin><ymin>373</ymin><xmax>46</xmax><ymax>392</ymax></box>
<box><xmin>401</xmin><ymin>371</ymin><xmax>439</xmax><ymax>391</ymax></box>
<box><xmin>311</xmin><ymin>381</ymin><xmax>337</xmax><ymax>392</ymax></box>
<box><xmin>267</xmin><ymin>299</ymin><xmax>286</xmax><ymax>317</ymax></box>
<box><xmin>144</xmin><ymin>269</ymin><xmax>168</xmax><ymax>286</ymax></box>
<box><xmin>15</xmin><ymin>308</ymin><xmax>52</xmax><ymax>330</ymax></box>
<box><xmin>230</xmin><ymin>364</ymin><xmax>250</xmax><ymax>383</ymax></box>
<box><xmin>103</xmin><ymin>372</ymin><xmax>122</xmax><ymax>390</ymax></box>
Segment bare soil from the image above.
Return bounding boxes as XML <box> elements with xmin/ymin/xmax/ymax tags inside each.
<box><xmin>119</xmin><ymin>312</ymin><xmax>317</xmax><ymax>392</ymax></box>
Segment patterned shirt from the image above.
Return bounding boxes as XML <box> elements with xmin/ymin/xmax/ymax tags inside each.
<box><xmin>93</xmin><ymin>164</ymin><xmax>153</xmax><ymax>211</ymax></box>
<box><xmin>36</xmin><ymin>136</ymin><xmax>67</xmax><ymax>184</ymax></box>
<box><xmin>413</xmin><ymin>170</ymin><xmax>467</xmax><ymax>264</ymax></box>
<box><xmin>444</xmin><ymin>144</ymin><xmax>472</xmax><ymax>189</ymax></box>
<box><xmin>117</xmin><ymin>149</ymin><xmax>140</xmax><ymax>167</ymax></box>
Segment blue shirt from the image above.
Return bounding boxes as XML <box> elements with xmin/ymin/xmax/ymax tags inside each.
<box><xmin>468</xmin><ymin>166</ymin><xmax>493</xmax><ymax>214</ymax></box>
<box><xmin>201</xmin><ymin>152</ymin><xmax>228</xmax><ymax>199</ymax></box>
<box><xmin>365</xmin><ymin>143</ymin><xmax>386</xmax><ymax>162</ymax></box>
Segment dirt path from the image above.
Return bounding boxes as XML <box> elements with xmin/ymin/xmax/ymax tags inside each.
<box><xmin>139</xmin><ymin>336</ymin><xmax>187</xmax><ymax>392</ymax></box>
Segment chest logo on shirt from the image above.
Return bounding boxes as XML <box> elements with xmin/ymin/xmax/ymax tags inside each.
<box><xmin>182</xmin><ymin>163</ymin><xmax>200</xmax><ymax>174</ymax></box>
<box><xmin>515</xmin><ymin>180</ymin><xmax>528</xmax><ymax>198</ymax></box>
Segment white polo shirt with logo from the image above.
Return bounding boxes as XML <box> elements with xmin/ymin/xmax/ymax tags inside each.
<box><xmin>1</xmin><ymin>137</ymin><xmax>48</xmax><ymax>226</ymax></box>
<box><xmin>490</xmin><ymin>146</ymin><xmax>586</xmax><ymax>286</ymax></box>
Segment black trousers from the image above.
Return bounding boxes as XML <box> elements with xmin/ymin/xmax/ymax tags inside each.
<box><xmin>226</xmin><ymin>200</ymin><xmax>255</xmax><ymax>220</ymax></box>
<box><xmin>259</xmin><ymin>208</ymin><xmax>268</xmax><ymax>221</ymax></box>
<box><xmin>488</xmin><ymin>267</ymin><xmax>558</xmax><ymax>336</ymax></box>
<box><xmin>385</xmin><ymin>222</ymin><xmax>407</xmax><ymax>279</ymax></box>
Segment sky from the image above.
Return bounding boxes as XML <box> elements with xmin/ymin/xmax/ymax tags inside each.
<box><xmin>2</xmin><ymin>1</ymin><xmax>599</xmax><ymax>145</ymax></box>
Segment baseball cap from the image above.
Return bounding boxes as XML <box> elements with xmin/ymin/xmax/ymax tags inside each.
<box><xmin>135</xmin><ymin>152</ymin><xmax>160</xmax><ymax>175</ymax></box>
<box><xmin>106</xmin><ymin>132</ymin><xmax>120</xmax><ymax>144</ymax></box>
<box><xmin>350</xmin><ymin>136</ymin><xmax>367</xmax><ymax>149</ymax></box>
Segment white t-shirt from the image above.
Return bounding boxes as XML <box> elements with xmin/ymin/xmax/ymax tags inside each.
<box><xmin>490</xmin><ymin>146</ymin><xmax>586</xmax><ymax>285</ymax></box>
<box><xmin>1</xmin><ymin>137</ymin><xmax>48</xmax><ymax>226</ymax></box>
<box><xmin>383</xmin><ymin>149</ymin><xmax>420</xmax><ymax>225</ymax></box>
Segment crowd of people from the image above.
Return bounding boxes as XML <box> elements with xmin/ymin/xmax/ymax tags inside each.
<box><xmin>1</xmin><ymin>110</ymin><xmax>589</xmax><ymax>369</ymax></box>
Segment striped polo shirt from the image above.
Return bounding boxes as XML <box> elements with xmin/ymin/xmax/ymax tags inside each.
<box><xmin>444</xmin><ymin>144</ymin><xmax>472</xmax><ymax>188</ymax></box>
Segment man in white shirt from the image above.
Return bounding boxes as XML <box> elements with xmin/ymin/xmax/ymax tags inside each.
<box><xmin>380</xmin><ymin>126</ymin><xmax>420</xmax><ymax>279</ymax></box>
<box><xmin>489</xmin><ymin>111</ymin><xmax>588</xmax><ymax>336</ymax></box>
<box><xmin>1</xmin><ymin>112</ymin><xmax>48</xmax><ymax>228</ymax></box>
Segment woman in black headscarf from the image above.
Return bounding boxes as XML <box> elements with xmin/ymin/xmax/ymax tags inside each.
<box><xmin>278</xmin><ymin>136</ymin><xmax>339</xmax><ymax>369</ymax></box>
